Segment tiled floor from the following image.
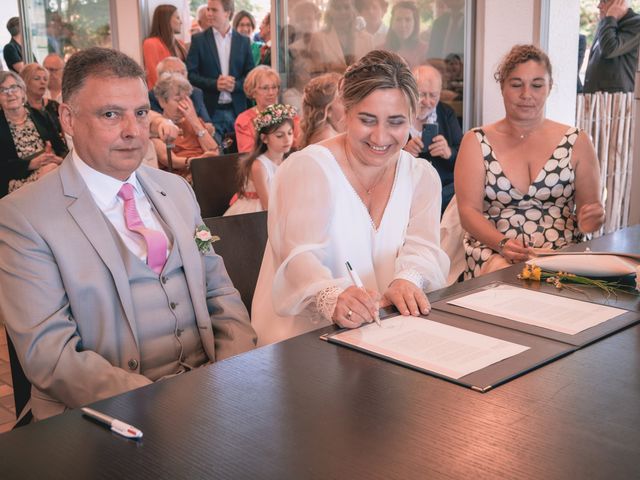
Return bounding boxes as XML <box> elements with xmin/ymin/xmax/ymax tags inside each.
<box><xmin>0</xmin><ymin>328</ymin><xmax>16</xmax><ymax>433</ymax></box>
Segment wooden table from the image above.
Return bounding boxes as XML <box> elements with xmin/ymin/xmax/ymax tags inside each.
<box><xmin>1</xmin><ymin>227</ymin><xmax>639</xmax><ymax>479</ymax></box>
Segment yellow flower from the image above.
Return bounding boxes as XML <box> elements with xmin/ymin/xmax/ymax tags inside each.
<box><xmin>530</xmin><ymin>265</ymin><xmax>542</xmax><ymax>281</ymax></box>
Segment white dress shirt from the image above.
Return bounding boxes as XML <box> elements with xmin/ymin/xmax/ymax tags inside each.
<box><xmin>213</xmin><ymin>26</ymin><xmax>233</xmax><ymax>104</ymax></box>
<box><xmin>73</xmin><ymin>151</ymin><xmax>171</xmax><ymax>262</ymax></box>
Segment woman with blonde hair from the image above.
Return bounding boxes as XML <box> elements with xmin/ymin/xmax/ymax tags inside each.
<box><xmin>143</xmin><ymin>4</ymin><xmax>187</xmax><ymax>89</ymax></box>
<box><xmin>20</xmin><ymin>63</ymin><xmax>65</xmax><ymax>140</ymax></box>
<box><xmin>300</xmin><ymin>72</ymin><xmax>345</xmax><ymax>147</ymax></box>
<box><xmin>251</xmin><ymin>50</ymin><xmax>449</xmax><ymax>346</ymax></box>
<box><xmin>235</xmin><ymin>65</ymin><xmax>300</xmax><ymax>153</ymax></box>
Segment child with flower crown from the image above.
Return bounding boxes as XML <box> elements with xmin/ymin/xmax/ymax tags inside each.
<box><xmin>224</xmin><ymin>104</ymin><xmax>296</xmax><ymax>216</ymax></box>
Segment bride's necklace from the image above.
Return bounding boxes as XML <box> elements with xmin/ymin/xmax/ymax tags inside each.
<box><xmin>344</xmin><ymin>140</ymin><xmax>388</xmax><ymax>196</ymax></box>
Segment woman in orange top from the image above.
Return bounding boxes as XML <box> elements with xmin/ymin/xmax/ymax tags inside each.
<box><xmin>143</xmin><ymin>4</ymin><xmax>187</xmax><ymax>89</ymax></box>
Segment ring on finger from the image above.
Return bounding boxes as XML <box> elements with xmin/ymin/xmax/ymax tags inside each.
<box><xmin>347</xmin><ymin>310</ymin><xmax>353</xmax><ymax>319</ymax></box>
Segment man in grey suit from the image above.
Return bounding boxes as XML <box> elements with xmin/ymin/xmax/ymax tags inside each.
<box><xmin>0</xmin><ymin>47</ymin><xmax>257</xmax><ymax>422</ymax></box>
<box><xmin>583</xmin><ymin>0</ymin><xmax>640</xmax><ymax>94</ymax></box>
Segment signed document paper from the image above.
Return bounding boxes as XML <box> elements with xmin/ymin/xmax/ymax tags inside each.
<box><xmin>330</xmin><ymin>316</ymin><xmax>529</xmax><ymax>379</ymax></box>
<box><xmin>448</xmin><ymin>284</ymin><xmax>626</xmax><ymax>335</ymax></box>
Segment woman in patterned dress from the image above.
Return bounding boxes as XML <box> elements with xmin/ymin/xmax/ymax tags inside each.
<box><xmin>455</xmin><ymin>45</ymin><xmax>604</xmax><ymax>279</ymax></box>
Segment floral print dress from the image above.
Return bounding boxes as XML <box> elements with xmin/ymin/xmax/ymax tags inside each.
<box><xmin>463</xmin><ymin>127</ymin><xmax>581</xmax><ymax>279</ymax></box>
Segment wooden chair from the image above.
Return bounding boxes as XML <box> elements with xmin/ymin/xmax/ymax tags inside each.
<box><xmin>190</xmin><ymin>153</ymin><xmax>241</xmax><ymax>218</ymax></box>
<box><xmin>204</xmin><ymin>211</ymin><xmax>268</xmax><ymax>315</ymax></box>
<box><xmin>5</xmin><ymin>328</ymin><xmax>33</xmax><ymax>427</ymax></box>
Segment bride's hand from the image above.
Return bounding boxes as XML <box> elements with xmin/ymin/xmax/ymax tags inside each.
<box><xmin>332</xmin><ymin>286</ymin><xmax>380</xmax><ymax>328</ymax></box>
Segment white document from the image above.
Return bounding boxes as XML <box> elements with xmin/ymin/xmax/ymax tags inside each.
<box><xmin>448</xmin><ymin>284</ymin><xmax>626</xmax><ymax>335</ymax></box>
<box><xmin>331</xmin><ymin>316</ymin><xmax>529</xmax><ymax>379</ymax></box>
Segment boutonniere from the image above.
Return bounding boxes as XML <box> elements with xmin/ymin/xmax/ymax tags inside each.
<box><xmin>194</xmin><ymin>225</ymin><xmax>219</xmax><ymax>254</ymax></box>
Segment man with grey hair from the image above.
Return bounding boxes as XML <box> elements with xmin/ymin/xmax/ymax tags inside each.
<box><xmin>404</xmin><ymin>64</ymin><xmax>462</xmax><ymax>213</ymax></box>
<box><xmin>583</xmin><ymin>0</ymin><xmax>640</xmax><ymax>93</ymax></box>
<box><xmin>0</xmin><ymin>47</ymin><xmax>256</xmax><ymax>423</ymax></box>
<box><xmin>43</xmin><ymin>53</ymin><xmax>65</xmax><ymax>102</ymax></box>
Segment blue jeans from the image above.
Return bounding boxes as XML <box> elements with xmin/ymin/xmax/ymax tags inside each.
<box><xmin>210</xmin><ymin>108</ymin><xmax>236</xmax><ymax>138</ymax></box>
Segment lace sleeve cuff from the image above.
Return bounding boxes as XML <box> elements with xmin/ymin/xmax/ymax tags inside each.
<box><xmin>394</xmin><ymin>268</ymin><xmax>426</xmax><ymax>290</ymax></box>
<box><xmin>315</xmin><ymin>285</ymin><xmax>343</xmax><ymax>323</ymax></box>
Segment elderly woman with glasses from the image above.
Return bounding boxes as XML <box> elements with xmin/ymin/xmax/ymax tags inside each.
<box><xmin>0</xmin><ymin>71</ymin><xmax>68</xmax><ymax>198</ymax></box>
<box><xmin>234</xmin><ymin>65</ymin><xmax>301</xmax><ymax>153</ymax></box>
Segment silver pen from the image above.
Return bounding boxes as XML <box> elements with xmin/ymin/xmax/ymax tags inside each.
<box><xmin>345</xmin><ymin>261</ymin><xmax>382</xmax><ymax>327</ymax></box>
<box><xmin>81</xmin><ymin>407</ymin><xmax>143</xmax><ymax>439</ymax></box>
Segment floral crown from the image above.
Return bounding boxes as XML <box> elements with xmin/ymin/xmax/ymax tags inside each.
<box><xmin>253</xmin><ymin>104</ymin><xmax>296</xmax><ymax>134</ymax></box>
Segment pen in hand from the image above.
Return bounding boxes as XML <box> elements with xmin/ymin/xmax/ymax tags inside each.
<box><xmin>81</xmin><ymin>407</ymin><xmax>143</xmax><ymax>439</ymax></box>
<box><xmin>345</xmin><ymin>261</ymin><xmax>381</xmax><ymax>327</ymax></box>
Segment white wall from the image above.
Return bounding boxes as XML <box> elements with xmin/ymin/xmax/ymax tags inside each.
<box><xmin>476</xmin><ymin>0</ymin><xmax>580</xmax><ymax>126</ymax></box>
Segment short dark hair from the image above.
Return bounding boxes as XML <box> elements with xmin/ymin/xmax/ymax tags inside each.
<box><xmin>218</xmin><ymin>0</ymin><xmax>235</xmax><ymax>20</ymax></box>
<box><xmin>7</xmin><ymin>17</ymin><xmax>20</xmax><ymax>37</ymax></box>
<box><xmin>62</xmin><ymin>47</ymin><xmax>145</xmax><ymax>103</ymax></box>
<box><xmin>494</xmin><ymin>44</ymin><xmax>553</xmax><ymax>88</ymax></box>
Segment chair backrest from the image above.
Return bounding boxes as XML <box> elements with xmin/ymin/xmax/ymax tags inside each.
<box><xmin>5</xmin><ymin>328</ymin><xmax>33</xmax><ymax>427</ymax></box>
<box><xmin>191</xmin><ymin>153</ymin><xmax>241</xmax><ymax>218</ymax></box>
<box><xmin>204</xmin><ymin>211</ymin><xmax>268</xmax><ymax>315</ymax></box>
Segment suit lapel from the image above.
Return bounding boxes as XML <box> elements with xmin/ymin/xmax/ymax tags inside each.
<box><xmin>136</xmin><ymin>169</ymin><xmax>216</xmax><ymax>359</ymax></box>
<box><xmin>229</xmin><ymin>31</ymin><xmax>240</xmax><ymax>77</ymax></box>
<box><xmin>60</xmin><ymin>158</ymin><xmax>141</xmax><ymax>348</ymax></box>
<box><xmin>205</xmin><ymin>28</ymin><xmax>222</xmax><ymax>73</ymax></box>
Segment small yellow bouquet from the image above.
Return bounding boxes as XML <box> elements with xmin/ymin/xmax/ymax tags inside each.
<box><xmin>518</xmin><ymin>264</ymin><xmax>639</xmax><ymax>297</ymax></box>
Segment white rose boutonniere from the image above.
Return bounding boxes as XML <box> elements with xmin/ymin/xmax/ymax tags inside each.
<box><xmin>194</xmin><ymin>225</ymin><xmax>220</xmax><ymax>254</ymax></box>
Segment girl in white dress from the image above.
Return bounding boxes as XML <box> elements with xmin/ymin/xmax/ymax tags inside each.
<box><xmin>252</xmin><ymin>51</ymin><xmax>450</xmax><ymax>346</ymax></box>
<box><xmin>224</xmin><ymin>104</ymin><xmax>295</xmax><ymax>216</ymax></box>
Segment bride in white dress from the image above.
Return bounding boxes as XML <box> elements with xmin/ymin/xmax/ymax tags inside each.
<box><xmin>251</xmin><ymin>50</ymin><xmax>450</xmax><ymax>346</ymax></box>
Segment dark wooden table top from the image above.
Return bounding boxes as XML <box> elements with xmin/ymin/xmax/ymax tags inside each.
<box><xmin>1</xmin><ymin>227</ymin><xmax>639</xmax><ymax>479</ymax></box>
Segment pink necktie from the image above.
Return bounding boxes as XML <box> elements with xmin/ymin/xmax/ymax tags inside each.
<box><xmin>118</xmin><ymin>183</ymin><xmax>167</xmax><ymax>274</ymax></box>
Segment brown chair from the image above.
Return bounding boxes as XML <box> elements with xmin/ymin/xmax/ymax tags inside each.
<box><xmin>5</xmin><ymin>329</ymin><xmax>32</xmax><ymax>427</ymax></box>
<box><xmin>190</xmin><ymin>153</ymin><xmax>241</xmax><ymax>218</ymax></box>
<box><xmin>204</xmin><ymin>211</ymin><xmax>268</xmax><ymax>315</ymax></box>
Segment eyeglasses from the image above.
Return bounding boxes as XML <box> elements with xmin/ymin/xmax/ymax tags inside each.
<box><xmin>257</xmin><ymin>85</ymin><xmax>279</xmax><ymax>92</ymax></box>
<box><xmin>0</xmin><ymin>84</ymin><xmax>22</xmax><ymax>96</ymax></box>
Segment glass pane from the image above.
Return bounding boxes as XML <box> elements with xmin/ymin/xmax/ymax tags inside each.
<box><xmin>23</xmin><ymin>0</ymin><xmax>113</xmax><ymax>62</ymax></box>
<box><xmin>278</xmin><ymin>0</ymin><xmax>466</xmax><ymax>124</ymax></box>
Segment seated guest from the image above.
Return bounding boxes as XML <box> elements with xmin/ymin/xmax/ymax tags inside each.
<box><xmin>143</xmin><ymin>4</ymin><xmax>187</xmax><ymax>89</ymax></box>
<box><xmin>456</xmin><ymin>44</ymin><xmax>604</xmax><ymax>279</ymax></box>
<box><xmin>308</xmin><ymin>0</ymin><xmax>374</xmax><ymax>76</ymax></box>
<box><xmin>152</xmin><ymin>73</ymin><xmax>220</xmax><ymax>182</ymax></box>
<box><xmin>20</xmin><ymin>63</ymin><xmax>65</xmax><ymax>140</ymax></box>
<box><xmin>0</xmin><ymin>71</ymin><xmax>67</xmax><ymax>198</ymax></box>
<box><xmin>43</xmin><ymin>53</ymin><xmax>65</xmax><ymax>102</ymax></box>
<box><xmin>403</xmin><ymin>64</ymin><xmax>462</xmax><ymax>213</ymax></box>
<box><xmin>233</xmin><ymin>10</ymin><xmax>262</xmax><ymax>66</ymax></box>
<box><xmin>0</xmin><ymin>47</ymin><xmax>256</xmax><ymax>422</ymax></box>
<box><xmin>234</xmin><ymin>65</ymin><xmax>301</xmax><ymax>153</ymax></box>
<box><xmin>225</xmin><ymin>104</ymin><xmax>295</xmax><ymax>216</ymax></box>
<box><xmin>187</xmin><ymin>0</ymin><xmax>255</xmax><ymax>137</ymax></box>
<box><xmin>149</xmin><ymin>56</ymin><xmax>214</xmax><ymax>134</ymax></box>
<box><xmin>251</xmin><ymin>50</ymin><xmax>449</xmax><ymax>346</ymax></box>
<box><xmin>382</xmin><ymin>1</ymin><xmax>428</xmax><ymax>69</ymax></box>
<box><xmin>299</xmin><ymin>72</ymin><xmax>345</xmax><ymax>148</ymax></box>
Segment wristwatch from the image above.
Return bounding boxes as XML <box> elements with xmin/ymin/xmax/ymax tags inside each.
<box><xmin>196</xmin><ymin>129</ymin><xmax>206</xmax><ymax>138</ymax></box>
<box><xmin>497</xmin><ymin>237</ymin><xmax>509</xmax><ymax>251</ymax></box>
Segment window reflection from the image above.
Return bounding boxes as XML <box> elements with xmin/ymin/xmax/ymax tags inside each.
<box><xmin>282</xmin><ymin>0</ymin><xmax>466</xmax><ymax>125</ymax></box>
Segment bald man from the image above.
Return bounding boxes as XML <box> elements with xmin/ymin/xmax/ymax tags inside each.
<box><xmin>44</xmin><ymin>53</ymin><xmax>65</xmax><ymax>102</ymax></box>
<box><xmin>404</xmin><ymin>64</ymin><xmax>462</xmax><ymax>213</ymax></box>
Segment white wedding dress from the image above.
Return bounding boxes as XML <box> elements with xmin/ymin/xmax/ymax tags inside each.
<box><xmin>251</xmin><ymin>144</ymin><xmax>450</xmax><ymax>346</ymax></box>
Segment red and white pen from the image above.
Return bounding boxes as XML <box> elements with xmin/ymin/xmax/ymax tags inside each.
<box><xmin>81</xmin><ymin>407</ymin><xmax>143</xmax><ymax>439</ymax></box>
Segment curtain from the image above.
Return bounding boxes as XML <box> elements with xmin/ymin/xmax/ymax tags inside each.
<box><xmin>576</xmin><ymin>92</ymin><xmax>635</xmax><ymax>235</ymax></box>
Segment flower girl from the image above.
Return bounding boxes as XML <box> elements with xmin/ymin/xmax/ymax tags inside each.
<box><xmin>225</xmin><ymin>104</ymin><xmax>296</xmax><ymax>215</ymax></box>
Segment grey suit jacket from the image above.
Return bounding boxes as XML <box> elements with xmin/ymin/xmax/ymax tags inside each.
<box><xmin>0</xmin><ymin>156</ymin><xmax>256</xmax><ymax>421</ymax></box>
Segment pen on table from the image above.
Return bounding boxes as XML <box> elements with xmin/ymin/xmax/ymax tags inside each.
<box><xmin>81</xmin><ymin>407</ymin><xmax>143</xmax><ymax>439</ymax></box>
<box><xmin>345</xmin><ymin>261</ymin><xmax>381</xmax><ymax>327</ymax></box>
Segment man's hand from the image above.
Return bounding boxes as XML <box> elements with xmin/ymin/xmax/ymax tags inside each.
<box><xmin>427</xmin><ymin>134</ymin><xmax>452</xmax><ymax>159</ymax></box>
<box><xmin>216</xmin><ymin>75</ymin><xmax>236</xmax><ymax>92</ymax></box>
<box><xmin>404</xmin><ymin>136</ymin><xmax>424</xmax><ymax>157</ymax></box>
<box><xmin>606</xmin><ymin>0</ymin><xmax>628</xmax><ymax>20</ymax></box>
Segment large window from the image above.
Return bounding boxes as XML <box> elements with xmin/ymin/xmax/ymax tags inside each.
<box><xmin>276</xmin><ymin>0</ymin><xmax>471</xmax><ymax>127</ymax></box>
<box><xmin>21</xmin><ymin>0</ymin><xmax>115</xmax><ymax>62</ymax></box>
